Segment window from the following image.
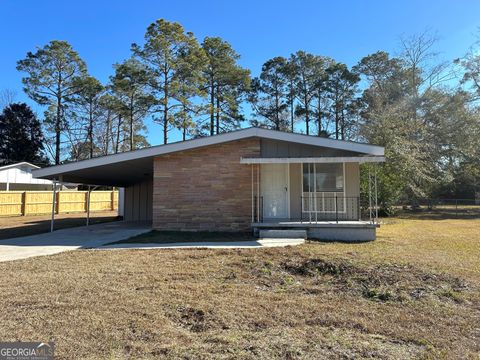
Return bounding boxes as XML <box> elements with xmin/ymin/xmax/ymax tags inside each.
<box><xmin>302</xmin><ymin>163</ymin><xmax>344</xmax><ymax>192</ymax></box>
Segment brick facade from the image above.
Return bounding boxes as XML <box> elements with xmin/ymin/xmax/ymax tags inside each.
<box><xmin>153</xmin><ymin>138</ymin><xmax>260</xmax><ymax>231</ymax></box>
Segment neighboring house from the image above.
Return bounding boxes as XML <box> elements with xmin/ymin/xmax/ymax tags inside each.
<box><xmin>0</xmin><ymin>162</ymin><xmax>77</xmax><ymax>191</ymax></box>
<box><xmin>33</xmin><ymin>128</ymin><xmax>385</xmax><ymax>240</ymax></box>
<box><xmin>0</xmin><ymin>162</ymin><xmax>56</xmax><ymax>191</ymax></box>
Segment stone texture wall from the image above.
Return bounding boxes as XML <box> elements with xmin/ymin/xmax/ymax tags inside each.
<box><xmin>153</xmin><ymin>138</ymin><xmax>260</xmax><ymax>231</ymax></box>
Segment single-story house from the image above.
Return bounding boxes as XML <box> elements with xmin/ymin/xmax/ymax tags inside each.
<box><xmin>0</xmin><ymin>162</ymin><xmax>77</xmax><ymax>191</ymax></box>
<box><xmin>33</xmin><ymin>128</ymin><xmax>385</xmax><ymax>241</ymax></box>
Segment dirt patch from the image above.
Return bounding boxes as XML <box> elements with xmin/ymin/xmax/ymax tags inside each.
<box><xmin>271</xmin><ymin>257</ymin><xmax>471</xmax><ymax>302</ymax></box>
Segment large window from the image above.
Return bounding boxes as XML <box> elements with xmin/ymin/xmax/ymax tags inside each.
<box><xmin>302</xmin><ymin>163</ymin><xmax>344</xmax><ymax>192</ymax></box>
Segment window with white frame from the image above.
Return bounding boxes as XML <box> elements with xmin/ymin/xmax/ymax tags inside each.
<box><xmin>302</xmin><ymin>163</ymin><xmax>344</xmax><ymax>192</ymax></box>
<box><xmin>302</xmin><ymin>163</ymin><xmax>345</xmax><ymax>214</ymax></box>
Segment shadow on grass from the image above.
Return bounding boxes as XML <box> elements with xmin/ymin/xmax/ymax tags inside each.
<box><xmin>0</xmin><ymin>215</ymin><xmax>120</xmax><ymax>240</ymax></box>
<box><xmin>107</xmin><ymin>230</ymin><xmax>254</xmax><ymax>245</ymax></box>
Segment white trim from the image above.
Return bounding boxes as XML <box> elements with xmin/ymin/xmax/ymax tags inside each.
<box><xmin>240</xmin><ymin>156</ymin><xmax>385</xmax><ymax>164</ymax></box>
<box><xmin>33</xmin><ymin>127</ymin><xmax>384</xmax><ymax>179</ymax></box>
<box><xmin>0</xmin><ymin>162</ymin><xmax>40</xmax><ymax>171</ymax></box>
<box><xmin>287</xmin><ymin>164</ymin><xmax>291</xmax><ymax>219</ymax></box>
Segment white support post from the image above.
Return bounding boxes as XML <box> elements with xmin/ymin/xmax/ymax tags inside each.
<box><xmin>86</xmin><ymin>185</ymin><xmax>91</xmax><ymax>226</ymax></box>
<box><xmin>374</xmin><ymin>164</ymin><xmax>378</xmax><ymax>224</ymax></box>
<box><xmin>256</xmin><ymin>164</ymin><xmax>260</xmax><ymax>222</ymax></box>
<box><xmin>251</xmin><ymin>165</ymin><xmax>254</xmax><ymax>223</ymax></box>
<box><xmin>50</xmin><ymin>179</ymin><xmax>57</xmax><ymax>232</ymax></box>
<box><xmin>368</xmin><ymin>167</ymin><xmax>372</xmax><ymax>223</ymax></box>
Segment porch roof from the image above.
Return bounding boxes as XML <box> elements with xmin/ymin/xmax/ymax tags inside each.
<box><xmin>240</xmin><ymin>156</ymin><xmax>385</xmax><ymax>164</ymax></box>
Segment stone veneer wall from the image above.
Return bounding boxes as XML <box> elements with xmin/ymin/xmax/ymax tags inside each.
<box><xmin>152</xmin><ymin>138</ymin><xmax>260</xmax><ymax>231</ymax></box>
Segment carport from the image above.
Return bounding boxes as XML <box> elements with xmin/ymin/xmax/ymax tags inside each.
<box><xmin>33</xmin><ymin>153</ymin><xmax>154</xmax><ymax>232</ymax></box>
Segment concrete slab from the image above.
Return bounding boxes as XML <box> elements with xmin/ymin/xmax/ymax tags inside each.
<box><xmin>0</xmin><ymin>221</ymin><xmax>151</xmax><ymax>262</ymax></box>
<box><xmin>98</xmin><ymin>238</ymin><xmax>305</xmax><ymax>250</ymax></box>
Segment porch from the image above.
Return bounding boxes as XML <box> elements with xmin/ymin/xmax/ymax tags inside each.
<box><xmin>242</xmin><ymin>156</ymin><xmax>383</xmax><ymax>241</ymax></box>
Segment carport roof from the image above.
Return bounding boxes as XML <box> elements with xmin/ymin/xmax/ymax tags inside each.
<box><xmin>32</xmin><ymin>127</ymin><xmax>385</xmax><ymax>187</ymax></box>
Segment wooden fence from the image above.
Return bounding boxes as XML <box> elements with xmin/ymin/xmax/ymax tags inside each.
<box><xmin>0</xmin><ymin>191</ymin><xmax>119</xmax><ymax>217</ymax></box>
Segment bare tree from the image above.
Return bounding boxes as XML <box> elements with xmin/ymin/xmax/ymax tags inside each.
<box><xmin>0</xmin><ymin>89</ymin><xmax>16</xmax><ymax>109</ymax></box>
<box><xmin>399</xmin><ymin>30</ymin><xmax>455</xmax><ymax>96</ymax></box>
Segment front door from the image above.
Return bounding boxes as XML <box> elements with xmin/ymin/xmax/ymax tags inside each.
<box><xmin>261</xmin><ymin>164</ymin><xmax>289</xmax><ymax>219</ymax></box>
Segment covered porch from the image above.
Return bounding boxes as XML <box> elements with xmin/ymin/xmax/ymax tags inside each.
<box><xmin>242</xmin><ymin>156</ymin><xmax>384</xmax><ymax>241</ymax></box>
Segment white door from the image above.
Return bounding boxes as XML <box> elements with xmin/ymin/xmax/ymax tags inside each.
<box><xmin>261</xmin><ymin>164</ymin><xmax>289</xmax><ymax>219</ymax></box>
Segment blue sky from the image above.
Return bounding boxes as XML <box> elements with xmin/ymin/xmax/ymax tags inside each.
<box><xmin>1</xmin><ymin>0</ymin><xmax>479</xmax><ymax>145</ymax></box>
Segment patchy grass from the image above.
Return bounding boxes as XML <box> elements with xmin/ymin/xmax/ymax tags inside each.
<box><xmin>107</xmin><ymin>230</ymin><xmax>253</xmax><ymax>245</ymax></box>
<box><xmin>0</xmin><ymin>216</ymin><xmax>479</xmax><ymax>359</ymax></box>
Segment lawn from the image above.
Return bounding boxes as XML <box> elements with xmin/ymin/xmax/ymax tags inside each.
<box><xmin>0</xmin><ymin>214</ymin><xmax>478</xmax><ymax>359</ymax></box>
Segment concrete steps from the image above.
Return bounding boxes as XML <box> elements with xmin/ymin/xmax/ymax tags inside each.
<box><xmin>258</xmin><ymin>229</ymin><xmax>307</xmax><ymax>240</ymax></box>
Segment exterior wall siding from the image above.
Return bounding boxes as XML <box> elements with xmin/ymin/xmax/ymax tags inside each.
<box><xmin>260</xmin><ymin>139</ymin><xmax>359</xmax><ymax>157</ymax></box>
<box><xmin>123</xmin><ymin>177</ymin><xmax>153</xmax><ymax>222</ymax></box>
<box><xmin>153</xmin><ymin>138</ymin><xmax>260</xmax><ymax>231</ymax></box>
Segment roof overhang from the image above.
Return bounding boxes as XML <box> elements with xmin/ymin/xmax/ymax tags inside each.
<box><xmin>240</xmin><ymin>156</ymin><xmax>386</xmax><ymax>164</ymax></box>
<box><xmin>32</xmin><ymin>128</ymin><xmax>385</xmax><ymax>186</ymax></box>
<box><xmin>0</xmin><ymin>162</ymin><xmax>40</xmax><ymax>171</ymax></box>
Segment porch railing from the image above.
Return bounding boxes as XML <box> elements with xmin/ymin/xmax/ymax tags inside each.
<box><xmin>253</xmin><ymin>194</ymin><xmax>378</xmax><ymax>224</ymax></box>
<box><xmin>301</xmin><ymin>195</ymin><xmax>361</xmax><ymax>222</ymax></box>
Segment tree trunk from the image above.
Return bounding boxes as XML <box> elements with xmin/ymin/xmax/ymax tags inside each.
<box><xmin>104</xmin><ymin>110</ymin><xmax>111</xmax><ymax>155</ymax></box>
<box><xmin>115</xmin><ymin>115</ymin><xmax>122</xmax><ymax>154</ymax></box>
<box><xmin>274</xmin><ymin>85</ymin><xmax>280</xmax><ymax>130</ymax></box>
<box><xmin>335</xmin><ymin>102</ymin><xmax>340</xmax><ymax>140</ymax></box>
<box><xmin>88</xmin><ymin>102</ymin><xmax>94</xmax><ymax>158</ymax></box>
<box><xmin>210</xmin><ymin>79</ymin><xmax>215</xmax><ymax>136</ymax></box>
<box><xmin>129</xmin><ymin>105</ymin><xmax>134</xmax><ymax>151</ymax></box>
<box><xmin>163</xmin><ymin>69</ymin><xmax>169</xmax><ymax>144</ymax></box>
<box><xmin>317</xmin><ymin>93</ymin><xmax>322</xmax><ymax>136</ymax></box>
<box><xmin>55</xmin><ymin>94</ymin><xmax>61</xmax><ymax>165</ymax></box>
<box><xmin>304</xmin><ymin>94</ymin><xmax>310</xmax><ymax>136</ymax></box>
<box><xmin>215</xmin><ymin>84</ymin><xmax>220</xmax><ymax>135</ymax></box>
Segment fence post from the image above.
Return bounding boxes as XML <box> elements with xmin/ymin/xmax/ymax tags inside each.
<box><xmin>55</xmin><ymin>189</ymin><xmax>60</xmax><ymax>214</ymax></box>
<box><xmin>21</xmin><ymin>191</ymin><xmax>26</xmax><ymax>216</ymax></box>
<box><xmin>111</xmin><ymin>190</ymin><xmax>115</xmax><ymax>211</ymax></box>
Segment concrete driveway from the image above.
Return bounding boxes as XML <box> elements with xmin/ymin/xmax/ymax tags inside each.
<box><xmin>0</xmin><ymin>222</ymin><xmax>151</xmax><ymax>262</ymax></box>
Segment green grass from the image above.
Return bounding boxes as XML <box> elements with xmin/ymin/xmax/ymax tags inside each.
<box><xmin>107</xmin><ymin>230</ymin><xmax>254</xmax><ymax>245</ymax></box>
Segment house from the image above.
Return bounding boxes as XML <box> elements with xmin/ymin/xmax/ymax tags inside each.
<box><xmin>0</xmin><ymin>162</ymin><xmax>77</xmax><ymax>191</ymax></box>
<box><xmin>0</xmin><ymin>162</ymin><xmax>59</xmax><ymax>191</ymax></box>
<box><xmin>32</xmin><ymin>128</ymin><xmax>385</xmax><ymax>241</ymax></box>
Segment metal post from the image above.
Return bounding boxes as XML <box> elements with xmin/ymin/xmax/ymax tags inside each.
<box><xmin>86</xmin><ymin>185</ymin><xmax>91</xmax><ymax>226</ymax></box>
<box><xmin>256</xmin><ymin>165</ymin><xmax>260</xmax><ymax>222</ymax></box>
<box><xmin>358</xmin><ymin>196</ymin><xmax>361</xmax><ymax>221</ymax></box>
<box><xmin>50</xmin><ymin>180</ymin><xmax>57</xmax><ymax>232</ymax></box>
<box><xmin>251</xmin><ymin>165</ymin><xmax>254</xmax><ymax>223</ymax></box>
<box><xmin>368</xmin><ymin>167</ymin><xmax>372</xmax><ymax>223</ymax></box>
<box><xmin>308</xmin><ymin>164</ymin><xmax>312</xmax><ymax>223</ymax></box>
<box><xmin>374</xmin><ymin>164</ymin><xmax>378</xmax><ymax>224</ymax></box>
<box><xmin>335</xmin><ymin>195</ymin><xmax>338</xmax><ymax>223</ymax></box>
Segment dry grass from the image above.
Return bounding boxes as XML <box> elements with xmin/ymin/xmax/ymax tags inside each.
<box><xmin>0</xmin><ymin>211</ymin><xmax>119</xmax><ymax>240</ymax></box>
<box><xmin>0</xmin><ymin>216</ymin><xmax>479</xmax><ymax>359</ymax></box>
